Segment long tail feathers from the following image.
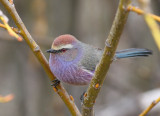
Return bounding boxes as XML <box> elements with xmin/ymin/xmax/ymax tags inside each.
<box><xmin>115</xmin><ymin>48</ymin><xmax>152</xmax><ymax>59</ymax></box>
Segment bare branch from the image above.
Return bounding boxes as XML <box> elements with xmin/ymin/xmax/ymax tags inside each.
<box><xmin>0</xmin><ymin>0</ymin><xmax>81</xmax><ymax>115</ymax></box>
<box><xmin>137</xmin><ymin>0</ymin><xmax>160</xmax><ymax>51</ymax></box>
<box><xmin>139</xmin><ymin>97</ymin><xmax>160</xmax><ymax>116</ymax></box>
<box><xmin>0</xmin><ymin>94</ymin><xmax>14</xmax><ymax>103</ymax></box>
<box><xmin>0</xmin><ymin>9</ymin><xmax>22</xmax><ymax>41</ymax></box>
<box><xmin>127</xmin><ymin>5</ymin><xmax>160</xmax><ymax>22</ymax></box>
<box><xmin>81</xmin><ymin>0</ymin><xmax>131</xmax><ymax>115</ymax></box>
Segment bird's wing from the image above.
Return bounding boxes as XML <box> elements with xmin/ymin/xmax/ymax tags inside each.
<box><xmin>78</xmin><ymin>43</ymin><xmax>103</xmax><ymax>72</ymax></box>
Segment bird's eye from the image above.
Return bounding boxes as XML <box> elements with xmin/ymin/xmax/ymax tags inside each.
<box><xmin>61</xmin><ymin>48</ymin><xmax>67</xmax><ymax>53</ymax></box>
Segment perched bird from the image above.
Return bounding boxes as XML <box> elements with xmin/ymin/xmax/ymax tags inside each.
<box><xmin>47</xmin><ymin>34</ymin><xmax>152</xmax><ymax>86</ymax></box>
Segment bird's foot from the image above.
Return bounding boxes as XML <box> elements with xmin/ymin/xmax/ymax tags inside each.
<box><xmin>51</xmin><ymin>79</ymin><xmax>60</xmax><ymax>87</ymax></box>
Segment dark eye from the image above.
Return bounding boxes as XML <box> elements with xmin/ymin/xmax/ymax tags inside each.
<box><xmin>62</xmin><ymin>49</ymin><xmax>66</xmax><ymax>52</ymax></box>
<box><xmin>60</xmin><ymin>48</ymin><xmax>68</xmax><ymax>53</ymax></box>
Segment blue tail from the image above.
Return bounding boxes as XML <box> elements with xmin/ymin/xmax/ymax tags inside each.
<box><xmin>115</xmin><ymin>48</ymin><xmax>152</xmax><ymax>59</ymax></box>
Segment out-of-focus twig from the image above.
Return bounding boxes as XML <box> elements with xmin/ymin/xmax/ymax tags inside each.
<box><xmin>127</xmin><ymin>4</ymin><xmax>160</xmax><ymax>51</ymax></box>
<box><xmin>0</xmin><ymin>31</ymin><xmax>53</xmax><ymax>48</ymax></box>
<box><xmin>0</xmin><ymin>16</ymin><xmax>22</xmax><ymax>41</ymax></box>
<box><xmin>139</xmin><ymin>97</ymin><xmax>160</xmax><ymax>116</ymax></box>
<box><xmin>0</xmin><ymin>23</ymin><xmax>6</xmax><ymax>28</ymax></box>
<box><xmin>144</xmin><ymin>15</ymin><xmax>160</xmax><ymax>50</ymax></box>
<box><xmin>0</xmin><ymin>10</ymin><xmax>22</xmax><ymax>41</ymax></box>
<box><xmin>8</xmin><ymin>0</ymin><xmax>13</xmax><ymax>4</ymax></box>
<box><xmin>81</xmin><ymin>0</ymin><xmax>131</xmax><ymax>115</ymax></box>
<box><xmin>127</xmin><ymin>5</ymin><xmax>160</xmax><ymax>22</ymax></box>
<box><xmin>0</xmin><ymin>0</ymin><xmax>81</xmax><ymax>115</ymax></box>
<box><xmin>137</xmin><ymin>1</ymin><xmax>160</xmax><ymax>115</ymax></box>
<box><xmin>139</xmin><ymin>0</ymin><xmax>160</xmax><ymax>51</ymax></box>
<box><xmin>0</xmin><ymin>23</ymin><xmax>20</xmax><ymax>34</ymax></box>
<box><xmin>0</xmin><ymin>94</ymin><xmax>14</xmax><ymax>103</ymax></box>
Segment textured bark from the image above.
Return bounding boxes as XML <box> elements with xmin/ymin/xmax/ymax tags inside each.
<box><xmin>0</xmin><ymin>0</ymin><xmax>81</xmax><ymax>115</ymax></box>
<box><xmin>81</xmin><ymin>0</ymin><xmax>131</xmax><ymax>115</ymax></box>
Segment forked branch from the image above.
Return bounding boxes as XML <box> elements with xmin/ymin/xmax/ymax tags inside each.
<box><xmin>81</xmin><ymin>0</ymin><xmax>131</xmax><ymax>115</ymax></box>
<box><xmin>0</xmin><ymin>0</ymin><xmax>81</xmax><ymax>115</ymax></box>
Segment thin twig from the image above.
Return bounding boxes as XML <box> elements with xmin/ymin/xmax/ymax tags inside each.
<box><xmin>139</xmin><ymin>97</ymin><xmax>160</xmax><ymax>116</ymax></box>
<box><xmin>127</xmin><ymin>5</ymin><xmax>160</xmax><ymax>22</ymax></box>
<box><xmin>0</xmin><ymin>16</ymin><xmax>22</xmax><ymax>41</ymax></box>
<box><xmin>0</xmin><ymin>23</ymin><xmax>20</xmax><ymax>34</ymax></box>
<box><xmin>8</xmin><ymin>0</ymin><xmax>13</xmax><ymax>4</ymax></box>
<box><xmin>0</xmin><ymin>94</ymin><xmax>14</xmax><ymax>103</ymax></box>
<box><xmin>136</xmin><ymin>0</ymin><xmax>160</xmax><ymax>51</ymax></box>
<box><xmin>144</xmin><ymin>15</ymin><xmax>160</xmax><ymax>50</ymax></box>
<box><xmin>81</xmin><ymin>0</ymin><xmax>131</xmax><ymax>115</ymax></box>
<box><xmin>0</xmin><ymin>23</ymin><xmax>6</xmax><ymax>28</ymax></box>
<box><xmin>0</xmin><ymin>11</ymin><xmax>22</xmax><ymax>41</ymax></box>
<box><xmin>0</xmin><ymin>0</ymin><xmax>81</xmax><ymax>115</ymax></box>
<box><xmin>137</xmin><ymin>0</ymin><xmax>160</xmax><ymax>114</ymax></box>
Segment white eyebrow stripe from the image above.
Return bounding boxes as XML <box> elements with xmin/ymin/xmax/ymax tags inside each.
<box><xmin>61</xmin><ymin>44</ymin><xmax>73</xmax><ymax>49</ymax></box>
<box><xmin>60</xmin><ymin>44</ymin><xmax>73</xmax><ymax>49</ymax></box>
<box><xmin>53</xmin><ymin>44</ymin><xmax>73</xmax><ymax>50</ymax></box>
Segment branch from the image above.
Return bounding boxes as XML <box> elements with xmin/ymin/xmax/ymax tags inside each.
<box><xmin>144</xmin><ymin>15</ymin><xmax>160</xmax><ymax>50</ymax></box>
<box><xmin>127</xmin><ymin>5</ymin><xmax>160</xmax><ymax>22</ymax></box>
<box><xmin>137</xmin><ymin>1</ymin><xmax>160</xmax><ymax>115</ymax></box>
<box><xmin>0</xmin><ymin>10</ymin><xmax>22</xmax><ymax>41</ymax></box>
<box><xmin>0</xmin><ymin>23</ymin><xmax>20</xmax><ymax>34</ymax></box>
<box><xmin>0</xmin><ymin>94</ymin><xmax>14</xmax><ymax>103</ymax></box>
<box><xmin>139</xmin><ymin>97</ymin><xmax>160</xmax><ymax>116</ymax></box>
<box><xmin>81</xmin><ymin>0</ymin><xmax>131</xmax><ymax>115</ymax></box>
<box><xmin>0</xmin><ymin>23</ymin><xmax>6</xmax><ymax>28</ymax></box>
<box><xmin>136</xmin><ymin>0</ymin><xmax>160</xmax><ymax>51</ymax></box>
<box><xmin>0</xmin><ymin>0</ymin><xmax>81</xmax><ymax>115</ymax></box>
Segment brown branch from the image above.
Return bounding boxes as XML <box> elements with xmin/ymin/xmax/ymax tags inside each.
<box><xmin>139</xmin><ymin>97</ymin><xmax>160</xmax><ymax>116</ymax></box>
<box><xmin>0</xmin><ymin>10</ymin><xmax>22</xmax><ymax>41</ymax></box>
<box><xmin>81</xmin><ymin>0</ymin><xmax>131</xmax><ymax>115</ymax></box>
<box><xmin>136</xmin><ymin>0</ymin><xmax>160</xmax><ymax>51</ymax></box>
<box><xmin>0</xmin><ymin>23</ymin><xmax>20</xmax><ymax>34</ymax></box>
<box><xmin>0</xmin><ymin>0</ymin><xmax>81</xmax><ymax>115</ymax></box>
<box><xmin>0</xmin><ymin>16</ymin><xmax>22</xmax><ymax>41</ymax></box>
<box><xmin>0</xmin><ymin>23</ymin><xmax>6</xmax><ymax>28</ymax></box>
<box><xmin>137</xmin><ymin>1</ymin><xmax>160</xmax><ymax>115</ymax></box>
<box><xmin>127</xmin><ymin>5</ymin><xmax>160</xmax><ymax>22</ymax></box>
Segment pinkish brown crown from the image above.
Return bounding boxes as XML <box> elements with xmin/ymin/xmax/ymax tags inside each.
<box><xmin>52</xmin><ymin>34</ymin><xmax>78</xmax><ymax>49</ymax></box>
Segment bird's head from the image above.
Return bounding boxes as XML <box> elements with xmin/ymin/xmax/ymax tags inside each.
<box><xmin>47</xmin><ymin>34</ymin><xmax>81</xmax><ymax>62</ymax></box>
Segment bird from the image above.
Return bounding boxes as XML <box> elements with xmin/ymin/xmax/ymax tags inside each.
<box><xmin>46</xmin><ymin>34</ymin><xmax>152</xmax><ymax>86</ymax></box>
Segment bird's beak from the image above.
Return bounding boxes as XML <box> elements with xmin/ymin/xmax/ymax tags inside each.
<box><xmin>46</xmin><ymin>49</ymin><xmax>56</xmax><ymax>53</ymax></box>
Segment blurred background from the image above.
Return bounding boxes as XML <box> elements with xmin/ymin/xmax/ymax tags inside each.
<box><xmin>0</xmin><ymin>0</ymin><xmax>160</xmax><ymax>116</ymax></box>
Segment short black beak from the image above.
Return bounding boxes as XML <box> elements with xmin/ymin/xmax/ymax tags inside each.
<box><xmin>46</xmin><ymin>49</ymin><xmax>55</xmax><ymax>53</ymax></box>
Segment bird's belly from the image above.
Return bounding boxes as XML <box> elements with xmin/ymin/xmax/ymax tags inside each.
<box><xmin>52</xmin><ymin>65</ymin><xmax>93</xmax><ymax>85</ymax></box>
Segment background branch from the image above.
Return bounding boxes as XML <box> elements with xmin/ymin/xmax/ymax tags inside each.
<box><xmin>127</xmin><ymin>5</ymin><xmax>160</xmax><ymax>22</ymax></box>
<box><xmin>127</xmin><ymin>2</ymin><xmax>160</xmax><ymax>51</ymax></box>
<box><xmin>0</xmin><ymin>0</ymin><xmax>81</xmax><ymax>115</ymax></box>
<box><xmin>0</xmin><ymin>16</ymin><xmax>22</xmax><ymax>41</ymax></box>
<box><xmin>81</xmin><ymin>0</ymin><xmax>131</xmax><ymax>115</ymax></box>
<box><xmin>137</xmin><ymin>0</ymin><xmax>160</xmax><ymax>115</ymax></box>
<box><xmin>0</xmin><ymin>23</ymin><xmax>20</xmax><ymax>34</ymax></box>
<box><xmin>0</xmin><ymin>94</ymin><xmax>14</xmax><ymax>103</ymax></box>
<box><xmin>138</xmin><ymin>0</ymin><xmax>160</xmax><ymax>51</ymax></box>
<box><xmin>139</xmin><ymin>97</ymin><xmax>160</xmax><ymax>116</ymax></box>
